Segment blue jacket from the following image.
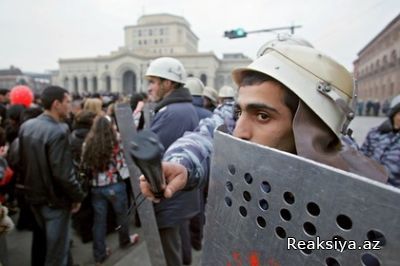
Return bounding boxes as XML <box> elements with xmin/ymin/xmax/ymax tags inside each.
<box><xmin>151</xmin><ymin>87</ymin><xmax>199</xmax><ymax>150</ymax></box>
<box><xmin>192</xmin><ymin>96</ymin><xmax>212</xmax><ymax>120</ymax></box>
<box><xmin>150</xmin><ymin>86</ymin><xmax>200</xmax><ymax>228</ymax></box>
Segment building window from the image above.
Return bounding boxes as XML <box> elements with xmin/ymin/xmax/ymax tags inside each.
<box><xmin>92</xmin><ymin>77</ymin><xmax>98</xmax><ymax>92</ymax></box>
<box><xmin>83</xmin><ymin>77</ymin><xmax>88</xmax><ymax>92</ymax></box>
<box><xmin>149</xmin><ymin>29</ymin><xmax>152</xmax><ymax>36</ymax></box>
<box><xmin>155</xmin><ymin>39</ymin><xmax>158</xmax><ymax>44</ymax></box>
<box><xmin>138</xmin><ymin>30</ymin><xmax>141</xmax><ymax>37</ymax></box>
<box><xmin>200</xmin><ymin>74</ymin><xmax>207</xmax><ymax>86</ymax></box>
<box><xmin>139</xmin><ymin>40</ymin><xmax>142</xmax><ymax>45</ymax></box>
<box><xmin>106</xmin><ymin>76</ymin><xmax>111</xmax><ymax>92</ymax></box>
<box><xmin>382</xmin><ymin>55</ymin><xmax>388</xmax><ymax>70</ymax></box>
<box><xmin>144</xmin><ymin>40</ymin><xmax>147</xmax><ymax>45</ymax></box>
<box><xmin>63</xmin><ymin>77</ymin><xmax>69</xmax><ymax>90</ymax></box>
<box><xmin>73</xmin><ymin>77</ymin><xmax>78</xmax><ymax>94</ymax></box>
<box><xmin>160</xmin><ymin>28</ymin><xmax>164</xmax><ymax>35</ymax></box>
<box><xmin>391</xmin><ymin>50</ymin><xmax>397</xmax><ymax>66</ymax></box>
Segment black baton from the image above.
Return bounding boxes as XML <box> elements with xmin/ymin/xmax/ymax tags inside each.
<box><xmin>130</xmin><ymin>129</ymin><xmax>165</xmax><ymax>198</ymax></box>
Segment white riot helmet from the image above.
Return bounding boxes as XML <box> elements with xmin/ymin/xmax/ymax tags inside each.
<box><xmin>388</xmin><ymin>94</ymin><xmax>400</xmax><ymax>118</ymax></box>
<box><xmin>203</xmin><ymin>86</ymin><xmax>218</xmax><ymax>104</ymax></box>
<box><xmin>218</xmin><ymin>85</ymin><xmax>236</xmax><ymax>98</ymax></box>
<box><xmin>233</xmin><ymin>45</ymin><xmax>356</xmax><ymax>138</ymax></box>
<box><xmin>185</xmin><ymin>77</ymin><xmax>204</xmax><ymax>96</ymax></box>
<box><xmin>256</xmin><ymin>34</ymin><xmax>314</xmax><ymax>58</ymax></box>
<box><xmin>145</xmin><ymin>57</ymin><xmax>187</xmax><ymax>84</ymax></box>
<box><xmin>390</xmin><ymin>95</ymin><xmax>400</xmax><ymax>109</ymax></box>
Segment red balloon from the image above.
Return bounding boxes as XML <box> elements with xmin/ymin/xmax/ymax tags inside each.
<box><xmin>10</xmin><ymin>85</ymin><xmax>34</xmax><ymax>108</ymax></box>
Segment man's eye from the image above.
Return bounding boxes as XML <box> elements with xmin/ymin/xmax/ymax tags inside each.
<box><xmin>257</xmin><ymin>113</ymin><xmax>269</xmax><ymax>121</ymax></box>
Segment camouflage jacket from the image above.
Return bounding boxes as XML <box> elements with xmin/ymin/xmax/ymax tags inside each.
<box><xmin>361</xmin><ymin>119</ymin><xmax>400</xmax><ymax>187</ymax></box>
<box><xmin>163</xmin><ymin>101</ymin><xmax>235</xmax><ymax>189</ymax></box>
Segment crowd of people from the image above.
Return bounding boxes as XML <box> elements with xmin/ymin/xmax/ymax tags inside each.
<box><xmin>0</xmin><ymin>35</ymin><xmax>399</xmax><ymax>266</ymax></box>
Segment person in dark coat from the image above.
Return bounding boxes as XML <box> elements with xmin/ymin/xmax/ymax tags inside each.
<box><xmin>145</xmin><ymin>57</ymin><xmax>200</xmax><ymax>266</ymax></box>
<box><xmin>19</xmin><ymin>86</ymin><xmax>85</xmax><ymax>266</ymax></box>
<box><xmin>185</xmin><ymin>77</ymin><xmax>212</xmax><ymax>120</ymax></box>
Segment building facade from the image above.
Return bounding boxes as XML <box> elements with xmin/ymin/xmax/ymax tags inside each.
<box><xmin>0</xmin><ymin>66</ymin><xmax>51</xmax><ymax>94</ymax></box>
<box><xmin>53</xmin><ymin>13</ymin><xmax>252</xmax><ymax>95</ymax></box>
<box><xmin>353</xmin><ymin>13</ymin><xmax>400</xmax><ymax>102</ymax></box>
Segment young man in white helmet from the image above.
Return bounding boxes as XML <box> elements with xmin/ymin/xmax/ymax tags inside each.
<box><xmin>202</xmin><ymin>86</ymin><xmax>218</xmax><ymax>112</ymax></box>
<box><xmin>144</xmin><ymin>57</ymin><xmax>200</xmax><ymax>266</ymax></box>
<box><xmin>218</xmin><ymin>85</ymin><xmax>236</xmax><ymax>105</ymax></box>
<box><xmin>140</xmin><ymin>44</ymin><xmax>387</xmax><ymax>203</ymax></box>
<box><xmin>185</xmin><ymin>77</ymin><xmax>212</xmax><ymax>120</ymax></box>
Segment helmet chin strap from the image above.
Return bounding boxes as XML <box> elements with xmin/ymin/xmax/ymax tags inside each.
<box><xmin>316</xmin><ymin>81</ymin><xmax>356</xmax><ymax>136</ymax></box>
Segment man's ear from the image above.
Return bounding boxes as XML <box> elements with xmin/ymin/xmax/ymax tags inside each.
<box><xmin>51</xmin><ymin>99</ymin><xmax>60</xmax><ymax>110</ymax></box>
<box><xmin>162</xmin><ymin>79</ymin><xmax>173</xmax><ymax>88</ymax></box>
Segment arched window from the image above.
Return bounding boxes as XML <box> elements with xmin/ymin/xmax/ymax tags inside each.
<box><xmin>83</xmin><ymin>77</ymin><xmax>88</xmax><ymax>92</ymax></box>
<box><xmin>200</xmin><ymin>74</ymin><xmax>207</xmax><ymax>86</ymax></box>
<box><xmin>382</xmin><ymin>55</ymin><xmax>388</xmax><ymax>70</ymax></box>
<box><xmin>63</xmin><ymin>77</ymin><xmax>69</xmax><ymax>90</ymax></box>
<box><xmin>92</xmin><ymin>77</ymin><xmax>98</xmax><ymax>92</ymax></box>
<box><xmin>73</xmin><ymin>77</ymin><xmax>79</xmax><ymax>94</ymax></box>
<box><xmin>391</xmin><ymin>50</ymin><xmax>397</xmax><ymax>66</ymax></box>
<box><xmin>106</xmin><ymin>76</ymin><xmax>111</xmax><ymax>92</ymax></box>
<box><xmin>375</xmin><ymin>60</ymin><xmax>380</xmax><ymax>73</ymax></box>
<box><xmin>122</xmin><ymin>70</ymin><xmax>137</xmax><ymax>95</ymax></box>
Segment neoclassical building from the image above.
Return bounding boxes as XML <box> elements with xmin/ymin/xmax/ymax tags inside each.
<box><xmin>353</xmin><ymin>13</ymin><xmax>400</xmax><ymax>101</ymax></box>
<box><xmin>53</xmin><ymin>13</ymin><xmax>252</xmax><ymax>95</ymax></box>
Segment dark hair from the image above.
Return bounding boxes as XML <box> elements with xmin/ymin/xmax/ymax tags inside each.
<box><xmin>41</xmin><ymin>86</ymin><xmax>69</xmax><ymax>110</ymax></box>
<box><xmin>239</xmin><ymin>71</ymin><xmax>299</xmax><ymax>117</ymax></box>
<box><xmin>130</xmin><ymin>93</ymin><xmax>144</xmax><ymax>110</ymax></box>
<box><xmin>7</xmin><ymin>104</ymin><xmax>26</xmax><ymax>123</ymax></box>
<box><xmin>91</xmin><ymin>93</ymin><xmax>101</xmax><ymax>99</ymax></box>
<box><xmin>159</xmin><ymin>78</ymin><xmax>182</xmax><ymax>90</ymax></box>
<box><xmin>0</xmin><ymin>89</ymin><xmax>9</xmax><ymax>96</ymax></box>
<box><xmin>72</xmin><ymin>110</ymin><xmax>96</xmax><ymax>130</ymax></box>
<box><xmin>20</xmin><ymin>107</ymin><xmax>43</xmax><ymax>124</ymax></box>
<box><xmin>82</xmin><ymin>116</ymin><xmax>117</xmax><ymax>172</ymax></box>
<box><xmin>0</xmin><ymin>127</ymin><xmax>5</xmax><ymax>147</ymax></box>
<box><xmin>139</xmin><ymin>92</ymin><xmax>148</xmax><ymax>100</ymax></box>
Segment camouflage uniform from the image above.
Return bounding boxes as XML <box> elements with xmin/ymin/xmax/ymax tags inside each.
<box><xmin>361</xmin><ymin>120</ymin><xmax>400</xmax><ymax>187</ymax></box>
<box><xmin>164</xmin><ymin>99</ymin><xmax>368</xmax><ymax>189</ymax></box>
<box><xmin>163</xmin><ymin>100</ymin><xmax>235</xmax><ymax>189</ymax></box>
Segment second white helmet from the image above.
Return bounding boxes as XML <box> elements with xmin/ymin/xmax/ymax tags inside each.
<box><xmin>185</xmin><ymin>77</ymin><xmax>204</xmax><ymax>96</ymax></box>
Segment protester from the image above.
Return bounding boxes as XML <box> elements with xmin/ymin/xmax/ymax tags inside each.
<box><xmin>19</xmin><ymin>86</ymin><xmax>85</xmax><ymax>266</ymax></box>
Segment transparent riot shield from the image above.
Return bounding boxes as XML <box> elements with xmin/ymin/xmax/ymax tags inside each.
<box><xmin>201</xmin><ymin>130</ymin><xmax>400</xmax><ymax>266</ymax></box>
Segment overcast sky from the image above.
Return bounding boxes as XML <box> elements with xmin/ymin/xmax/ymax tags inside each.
<box><xmin>0</xmin><ymin>0</ymin><xmax>399</xmax><ymax>73</ymax></box>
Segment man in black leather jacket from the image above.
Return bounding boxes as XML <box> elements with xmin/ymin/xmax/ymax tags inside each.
<box><xmin>19</xmin><ymin>86</ymin><xmax>85</xmax><ymax>266</ymax></box>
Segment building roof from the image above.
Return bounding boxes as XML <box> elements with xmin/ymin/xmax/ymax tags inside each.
<box><xmin>137</xmin><ymin>13</ymin><xmax>190</xmax><ymax>27</ymax></box>
<box><xmin>0</xmin><ymin>67</ymin><xmax>23</xmax><ymax>76</ymax></box>
<box><xmin>357</xmin><ymin>13</ymin><xmax>400</xmax><ymax>56</ymax></box>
